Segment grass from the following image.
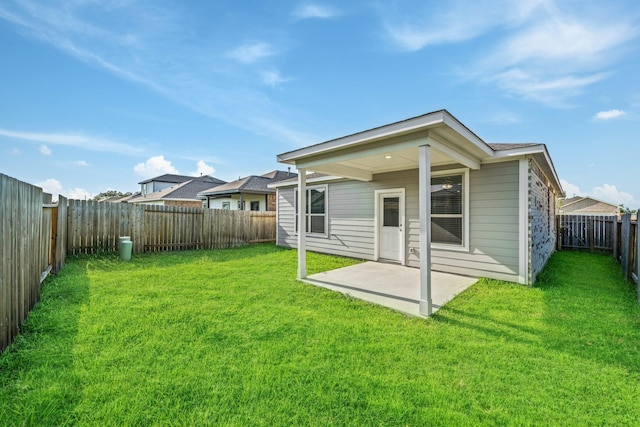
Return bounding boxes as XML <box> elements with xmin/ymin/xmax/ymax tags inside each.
<box><xmin>1</xmin><ymin>245</ymin><xmax>639</xmax><ymax>426</ymax></box>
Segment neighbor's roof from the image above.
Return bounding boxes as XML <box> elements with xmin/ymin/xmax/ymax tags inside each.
<box><xmin>138</xmin><ymin>174</ymin><xmax>226</xmax><ymax>186</ymax></box>
<box><xmin>129</xmin><ymin>177</ymin><xmax>226</xmax><ymax>202</ymax></box>
<box><xmin>198</xmin><ymin>170</ymin><xmax>296</xmax><ymax>197</ymax></box>
<box><xmin>560</xmin><ymin>196</ymin><xmax>619</xmax><ymax>213</ymax></box>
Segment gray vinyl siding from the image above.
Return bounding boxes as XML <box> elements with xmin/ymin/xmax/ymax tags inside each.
<box><xmin>408</xmin><ymin>161</ymin><xmax>521</xmax><ymax>282</ymax></box>
<box><xmin>277</xmin><ymin>160</ymin><xmax>521</xmax><ymax>282</ymax></box>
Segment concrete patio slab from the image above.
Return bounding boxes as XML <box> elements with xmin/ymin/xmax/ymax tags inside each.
<box><xmin>304</xmin><ymin>261</ymin><xmax>477</xmax><ymax>317</ymax></box>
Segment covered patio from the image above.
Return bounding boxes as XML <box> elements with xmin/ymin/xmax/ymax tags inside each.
<box><xmin>303</xmin><ymin>262</ymin><xmax>477</xmax><ymax>317</ymax></box>
<box><xmin>278</xmin><ymin>110</ymin><xmax>493</xmax><ymax>316</ymax></box>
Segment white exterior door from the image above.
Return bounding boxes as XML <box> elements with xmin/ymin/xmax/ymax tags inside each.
<box><xmin>377</xmin><ymin>190</ymin><xmax>404</xmax><ymax>263</ymax></box>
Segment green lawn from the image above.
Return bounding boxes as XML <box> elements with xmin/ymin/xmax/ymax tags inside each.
<box><xmin>1</xmin><ymin>245</ymin><xmax>639</xmax><ymax>426</ymax></box>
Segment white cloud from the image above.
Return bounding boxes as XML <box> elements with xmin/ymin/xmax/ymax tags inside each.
<box><xmin>191</xmin><ymin>160</ymin><xmax>215</xmax><ymax>177</ymax></box>
<box><xmin>490</xmin><ymin>69</ymin><xmax>607</xmax><ymax>104</ymax></box>
<box><xmin>0</xmin><ymin>2</ymin><xmax>310</xmax><ymax>147</ymax></box>
<box><xmin>227</xmin><ymin>42</ymin><xmax>276</xmax><ymax>64</ymax></box>
<box><xmin>592</xmin><ymin>184</ymin><xmax>638</xmax><ymax>208</ymax></box>
<box><xmin>133</xmin><ymin>155</ymin><xmax>179</xmax><ymax>178</ymax></box>
<box><xmin>560</xmin><ymin>179</ymin><xmax>640</xmax><ymax>208</ymax></box>
<box><xmin>382</xmin><ymin>0</ymin><xmax>541</xmax><ymax>51</ymax></box>
<box><xmin>381</xmin><ymin>1</ymin><xmax>639</xmax><ymax>105</ymax></box>
<box><xmin>494</xmin><ymin>16</ymin><xmax>634</xmax><ymax>68</ymax></box>
<box><xmin>39</xmin><ymin>144</ymin><xmax>52</xmax><ymax>155</ymax></box>
<box><xmin>35</xmin><ymin>177</ymin><xmax>92</xmax><ymax>201</ymax></box>
<box><xmin>74</xmin><ymin>160</ymin><xmax>89</xmax><ymax>166</ymax></box>
<box><xmin>10</xmin><ymin>147</ymin><xmax>20</xmax><ymax>155</ymax></box>
<box><xmin>260</xmin><ymin>70</ymin><xmax>291</xmax><ymax>87</ymax></box>
<box><xmin>0</xmin><ymin>128</ymin><xmax>144</xmax><ymax>155</ymax></box>
<box><xmin>594</xmin><ymin>109</ymin><xmax>626</xmax><ymax>120</ymax></box>
<box><xmin>293</xmin><ymin>4</ymin><xmax>339</xmax><ymax>20</ymax></box>
<box><xmin>67</xmin><ymin>188</ymin><xmax>92</xmax><ymax>200</ymax></box>
<box><xmin>560</xmin><ymin>179</ymin><xmax>584</xmax><ymax>199</ymax></box>
<box><xmin>36</xmin><ymin>178</ymin><xmax>63</xmax><ymax>195</ymax></box>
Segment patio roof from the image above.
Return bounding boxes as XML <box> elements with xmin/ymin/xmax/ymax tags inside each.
<box><xmin>276</xmin><ymin>109</ymin><xmax>563</xmax><ymax>194</ymax></box>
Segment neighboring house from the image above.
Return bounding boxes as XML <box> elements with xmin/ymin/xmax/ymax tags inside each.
<box><xmin>198</xmin><ymin>170</ymin><xmax>296</xmax><ymax>211</ymax></box>
<box><xmin>559</xmin><ymin>196</ymin><xmax>618</xmax><ymax>216</ymax></box>
<box><xmin>273</xmin><ymin>110</ymin><xmax>564</xmax><ymax>315</ymax></box>
<box><xmin>137</xmin><ymin>174</ymin><xmax>226</xmax><ymax>197</ymax></box>
<box><xmin>128</xmin><ymin>175</ymin><xmax>226</xmax><ymax>207</ymax></box>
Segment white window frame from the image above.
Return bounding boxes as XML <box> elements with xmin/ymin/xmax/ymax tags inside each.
<box><xmin>294</xmin><ymin>184</ymin><xmax>328</xmax><ymax>238</ymax></box>
<box><xmin>221</xmin><ymin>201</ymin><xmax>230</xmax><ymax>210</ymax></box>
<box><xmin>431</xmin><ymin>168</ymin><xmax>469</xmax><ymax>252</ymax></box>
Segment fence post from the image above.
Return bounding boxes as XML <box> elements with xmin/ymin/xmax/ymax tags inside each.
<box><xmin>620</xmin><ymin>214</ymin><xmax>632</xmax><ymax>281</ymax></box>
<box><xmin>613</xmin><ymin>217</ymin><xmax>619</xmax><ymax>260</ymax></box>
<box><xmin>636</xmin><ymin>213</ymin><xmax>639</xmax><ymax>302</ymax></box>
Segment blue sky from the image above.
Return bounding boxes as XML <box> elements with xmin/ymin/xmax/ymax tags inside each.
<box><xmin>1</xmin><ymin>0</ymin><xmax>639</xmax><ymax>206</ymax></box>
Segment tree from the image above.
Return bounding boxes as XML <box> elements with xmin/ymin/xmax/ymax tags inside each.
<box><xmin>618</xmin><ymin>204</ymin><xmax>637</xmax><ymax>214</ymax></box>
<box><xmin>92</xmin><ymin>190</ymin><xmax>132</xmax><ymax>202</ymax></box>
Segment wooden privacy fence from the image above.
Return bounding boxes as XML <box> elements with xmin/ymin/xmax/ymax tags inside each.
<box><xmin>67</xmin><ymin>200</ymin><xmax>276</xmax><ymax>255</ymax></box>
<box><xmin>556</xmin><ymin>215</ymin><xmax>617</xmax><ymax>252</ymax></box>
<box><xmin>0</xmin><ymin>174</ymin><xmax>67</xmax><ymax>352</ymax></box>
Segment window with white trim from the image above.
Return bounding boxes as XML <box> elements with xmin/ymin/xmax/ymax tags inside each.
<box><xmin>431</xmin><ymin>173</ymin><xmax>464</xmax><ymax>246</ymax></box>
<box><xmin>295</xmin><ymin>185</ymin><xmax>327</xmax><ymax>235</ymax></box>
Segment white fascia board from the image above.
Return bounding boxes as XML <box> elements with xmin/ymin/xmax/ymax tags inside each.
<box><xmin>491</xmin><ymin>144</ymin><xmax>546</xmax><ymax>159</ymax></box>
<box><xmin>442</xmin><ymin>114</ymin><xmax>494</xmax><ymax>157</ymax></box>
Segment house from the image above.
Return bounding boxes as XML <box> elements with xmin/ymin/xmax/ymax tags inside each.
<box><xmin>128</xmin><ymin>174</ymin><xmax>226</xmax><ymax>207</ymax></box>
<box><xmin>559</xmin><ymin>196</ymin><xmax>618</xmax><ymax>216</ymax></box>
<box><xmin>272</xmin><ymin>110</ymin><xmax>564</xmax><ymax>315</ymax></box>
<box><xmin>198</xmin><ymin>170</ymin><xmax>296</xmax><ymax>211</ymax></box>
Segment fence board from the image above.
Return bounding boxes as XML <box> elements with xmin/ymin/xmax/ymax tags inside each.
<box><xmin>621</xmin><ymin>214</ymin><xmax>633</xmax><ymax>281</ymax></box>
<box><xmin>557</xmin><ymin>215</ymin><xmax>616</xmax><ymax>251</ymax></box>
<box><xmin>1</xmin><ymin>174</ymin><xmax>62</xmax><ymax>353</ymax></box>
<box><xmin>66</xmin><ymin>203</ymin><xmax>276</xmax><ymax>255</ymax></box>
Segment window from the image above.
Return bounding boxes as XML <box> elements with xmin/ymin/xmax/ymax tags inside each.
<box><xmin>295</xmin><ymin>185</ymin><xmax>327</xmax><ymax>235</ymax></box>
<box><xmin>222</xmin><ymin>201</ymin><xmax>230</xmax><ymax>210</ymax></box>
<box><xmin>431</xmin><ymin>173</ymin><xmax>464</xmax><ymax>246</ymax></box>
<box><xmin>250</xmin><ymin>201</ymin><xmax>260</xmax><ymax>211</ymax></box>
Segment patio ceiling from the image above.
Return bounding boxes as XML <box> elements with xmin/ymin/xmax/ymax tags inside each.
<box><xmin>277</xmin><ymin>111</ymin><xmax>493</xmax><ymax>182</ymax></box>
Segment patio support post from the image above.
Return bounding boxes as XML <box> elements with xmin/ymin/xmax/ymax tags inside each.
<box><xmin>418</xmin><ymin>144</ymin><xmax>433</xmax><ymax>316</ymax></box>
<box><xmin>297</xmin><ymin>169</ymin><xmax>307</xmax><ymax>279</ymax></box>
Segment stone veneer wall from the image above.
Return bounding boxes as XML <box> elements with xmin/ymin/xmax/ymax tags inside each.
<box><xmin>528</xmin><ymin>159</ymin><xmax>558</xmax><ymax>283</ymax></box>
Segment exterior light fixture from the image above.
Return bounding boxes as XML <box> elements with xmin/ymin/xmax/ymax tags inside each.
<box><xmin>384</xmin><ymin>155</ymin><xmax>392</xmax><ymax>159</ymax></box>
<box><xmin>442</xmin><ymin>183</ymin><xmax>453</xmax><ymax>190</ymax></box>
